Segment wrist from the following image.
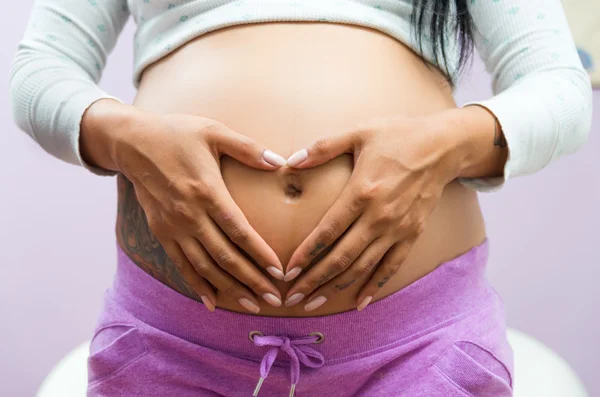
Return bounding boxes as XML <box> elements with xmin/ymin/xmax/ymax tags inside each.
<box><xmin>437</xmin><ymin>105</ymin><xmax>508</xmax><ymax>180</ymax></box>
<box><xmin>80</xmin><ymin>98</ymin><xmax>141</xmax><ymax>173</ymax></box>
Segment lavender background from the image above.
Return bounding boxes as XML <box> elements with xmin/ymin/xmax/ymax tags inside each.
<box><xmin>1</xmin><ymin>3</ymin><xmax>598</xmax><ymax>396</ymax></box>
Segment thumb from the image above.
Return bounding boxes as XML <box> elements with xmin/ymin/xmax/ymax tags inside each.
<box><xmin>287</xmin><ymin>130</ymin><xmax>362</xmax><ymax>169</ymax></box>
<box><xmin>211</xmin><ymin>125</ymin><xmax>287</xmax><ymax>170</ymax></box>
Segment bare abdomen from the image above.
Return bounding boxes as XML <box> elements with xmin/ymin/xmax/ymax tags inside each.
<box><xmin>120</xmin><ymin>22</ymin><xmax>487</xmax><ymax>316</ymax></box>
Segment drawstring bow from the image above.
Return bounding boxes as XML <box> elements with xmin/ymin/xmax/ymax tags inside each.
<box><xmin>252</xmin><ymin>333</ymin><xmax>325</xmax><ymax>397</ymax></box>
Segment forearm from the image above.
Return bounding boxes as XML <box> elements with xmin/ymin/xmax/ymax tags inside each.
<box><xmin>80</xmin><ymin>99</ymin><xmax>140</xmax><ymax>173</ymax></box>
<box><xmin>460</xmin><ymin>0</ymin><xmax>592</xmax><ymax>192</ymax></box>
<box><xmin>9</xmin><ymin>0</ymin><xmax>130</xmax><ymax>174</ymax></box>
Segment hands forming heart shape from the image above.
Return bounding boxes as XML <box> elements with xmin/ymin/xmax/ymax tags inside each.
<box><xmin>115</xmin><ymin>105</ymin><xmax>492</xmax><ymax>314</ymax></box>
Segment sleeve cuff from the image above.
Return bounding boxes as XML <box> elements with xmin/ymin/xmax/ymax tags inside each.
<box><xmin>457</xmin><ymin>174</ymin><xmax>507</xmax><ymax>193</ymax></box>
<box><xmin>71</xmin><ymin>91</ymin><xmax>124</xmax><ymax>177</ymax></box>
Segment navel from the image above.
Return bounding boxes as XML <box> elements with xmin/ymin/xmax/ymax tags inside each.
<box><xmin>285</xmin><ymin>182</ymin><xmax>303</xmax><ymax>198</ymax></box>
<box><xmin>282</xmin><ymin>171</ymin><xmax>303</xmax><ymax>199</ymax></box>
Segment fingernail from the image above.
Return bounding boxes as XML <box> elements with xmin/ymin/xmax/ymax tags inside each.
<box><xmin>286</xmin><ymin>149</ymin><xmax>308</xmax><ymax>167</ymax></box>
<box><xmin>267</xmin><ymin>266</ymin><xmax>285</xmax><ymax>280</ymax></box>
<box><xmin>304</xmin><ymin>296</ymin><xmax>327</xmax><ymax>312</ymax></box>
<box><xmin>263</xmin><ymin>149</ymin><xmax>287</xmax><ymax>167</ymax></box>
<box><xmin>262</xmin><ymin>293</ymin><xmax>282</xmax><ymax>307</ymax></box>
<box><xmin>201</xmin><ymin>295</ymin><xmax>215</xmax><ymax>312</ymax></box>
<box><xmin>239</xmin><ymin>297</ymin><xmax>260</xmax><ymax>313</ymax></box>
<box><xmin>357</xmin><ymin>296</ymin><xmax>372</xmax><ymax>311</ymax></box>
<box><xmin>284</xmin><ymin>267</ymin><xmax>302</xmax><ymax>282</ymax></box>
<box><xmin>285</xmin><ymin>292</ymin><xmax>305</xmax><ymax>307</ymax></box>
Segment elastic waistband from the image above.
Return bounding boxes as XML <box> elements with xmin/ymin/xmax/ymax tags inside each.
<box><xmin>111</xmin><ymin>239</ymin><xmax>494</xmax><ymax>363</ymax></box>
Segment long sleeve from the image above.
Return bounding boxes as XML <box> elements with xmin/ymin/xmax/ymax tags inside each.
<box><xmin>457</xmin><ymin>0</ymin><xmax>593</xmax><ymax>192</ymax></box>
<box><xmin>9</xmin><ymin>0</ymin><xmax>130</xmax><ymax>176</ymax></box>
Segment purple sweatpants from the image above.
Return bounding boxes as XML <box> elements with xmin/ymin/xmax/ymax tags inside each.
<box><xmin>87</xmin><ymin>239</ymin><xmax>514</xmax><ymax>396</ymax></box>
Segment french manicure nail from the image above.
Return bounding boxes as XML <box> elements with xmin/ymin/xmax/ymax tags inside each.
<box><xmin>286</xmin><ymin>149</ymin><xmax>308</xmax><ymax>167</ymax></box>
<box><xmin>285</xmin><ymin>292</ymin><xmax>305</xmax><ymax>307</ymax></box>
<box><xmin>357</xmin><ymin>296</ymin><xmax>372</xmax><ymax>311</ymax></box>
<box><xmin>284</xmin><ymin>267</ymin><xmax>302</xmax><ymax>282</ymax></box>
<box><xmin>304</xmin><ymin>296</ymin><xmax>327</xmax><ymax>312</ymax></box>
<box><xmin>267</xmin><ymin>266</ymin><xmax>285</xmax><ymax>280</ymax></box>
<box><xmin>263</xmin><ymin>149</ymin><xmax>287</xmax><ymax>167</ymax></box>
<box><xmin>262</xmin><ymin>293</ymin><xmax>282</xmax><ymax>307</ymax></box>
<box><xmin>239</xmin><ymin>297</ymin><xmax>260</xmax><ymax>313</ymax></box>
<box><xmin>201</xmin><ymin>295</ymin><xmax>215</xmax><ymax>312</ymax></box>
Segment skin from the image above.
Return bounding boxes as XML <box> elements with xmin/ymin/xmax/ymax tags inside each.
<box><xmin>116</xmin><ymin>173</ymin><xmax>201</xmax><ymax>301</ymax></box>
<box><xmin>82</xmin><ymin>103</ymin><xmax>291</xmax><ymax>313</ymax></box>
<box><xmin>283</xmin><ymin>107</ymin><xmax>508</xmax><ymax>312</ymax></box>
<box><xmin>81</xmin><ymin>22</ymin><xmax>507</xmax><ymax>316</ymax></box>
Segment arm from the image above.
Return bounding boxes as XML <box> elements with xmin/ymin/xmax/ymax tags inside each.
<box><xmin>9</xmin><ymin>0</ymin><xmax>130</xmax><ymax>175</ymax></box>
<box><xmin>276</xmin><ymin>0</ymin><xmax>593</xmax><ymax>311</ymax></box>
<box><xmin>8</xmin><ymin>1</ymin><xmax>292</xmax><ymax>311</ymax></box>
<box><xmin>454</xmin><ymin>0</ymin><xmax>593</xmax><ymax>192</ymax></box>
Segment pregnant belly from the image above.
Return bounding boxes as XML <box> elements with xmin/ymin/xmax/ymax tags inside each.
<box><xmin>129</xmin><ymin>22</ymin><xmax>487</xmax><ymax>316</ymax></box>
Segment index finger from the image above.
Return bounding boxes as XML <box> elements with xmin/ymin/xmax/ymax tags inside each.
<box><xmin>206</xmin><ymin>181</ymin><xmax>284</xmax><ymax>275</ymax></box>
<box><xmin>283</xmin><ymin>171</ymin><xmax>369</xmax><ymax>280</ymax></box>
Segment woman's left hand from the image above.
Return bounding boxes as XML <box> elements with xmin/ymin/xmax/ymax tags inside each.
<box><xmin>282</xmin><ymin>112</ymin><xmax>467</xmax><ymax>312</ymax></box>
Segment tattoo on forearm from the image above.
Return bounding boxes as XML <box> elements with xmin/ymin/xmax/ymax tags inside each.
<box><xmin>377</xmin><ymin>276</ymin><xmax>391</xmax><ymax>288</ymax></box>
<box><xmin>116</xmin><ymin>175</ymin><xmax>201</xmax><ymax>301</ymax></box>
<box><xmin>493</xmin><ymin>120</ymin><xmax>507</xmax><ymax>148</ymax></box>
<box><xmin>334</xmin><ymin>279</ymin><xmax>356</xmax><ymax>291</ymax></box>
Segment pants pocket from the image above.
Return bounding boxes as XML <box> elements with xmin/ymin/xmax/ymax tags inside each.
<box><xmin>87</xmin><ymin>324</ymin><xmax>149</xmax><ymax>386</ymax></box>
<box><xmin>434</xmin><ymin>341</ymin><xmax>513</xmax><ymax>397</ymax></box>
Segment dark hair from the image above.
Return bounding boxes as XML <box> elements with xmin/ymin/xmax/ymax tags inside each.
<box><xmin>411</xmin><ymin>0</ymin><xmax>474</xmax><ymax>86</ymax></box>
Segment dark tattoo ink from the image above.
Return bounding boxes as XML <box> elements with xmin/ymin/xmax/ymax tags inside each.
<box><xmin>308</xmin><ymin>244</ymin><xmax>334</xmax><ymax>268</ymax></box>
<box><xmin>305</xmin><ymin>245</ymin><xmax>337</xmax><ymax>289</ymax></box>
<box><xmin>493</xmin><ymin>119</ymin><xmax>507</xmax><ymax>148</ymax></box>
<box><xmin>377</xmin><ymin>275</ymin><xmax>391</xmax><ymax>288</ymax></box>
<box><xmin>313</xmin><ymin>271</ymin><xmax>333</xmax><ymax>289</ymax></box>
<box><xmin>310</xmin><ymin>242</ymin><xmax>326</xmax><ymax>257</ymax></box>
<box><xmin>334</xmin><ymin>279</ymin><xmax>356</xmax><ymax>291</ymax></box>
<box><xmin>116</xmin><ymin>175</ymin><xmax>203</xmax><ymax>302</ymax></box>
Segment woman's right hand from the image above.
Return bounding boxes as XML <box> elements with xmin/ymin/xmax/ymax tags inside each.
<box><xmin>81</xmin><ymin>100</ymin><xmax>287</xmax><ymax>314</ymax></box>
